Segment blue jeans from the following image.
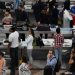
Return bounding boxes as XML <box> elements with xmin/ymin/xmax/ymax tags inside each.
<box><xmin>55</xmin><ymin>48</ymin><xmax>62</xmax><ymax>64</ymax></box>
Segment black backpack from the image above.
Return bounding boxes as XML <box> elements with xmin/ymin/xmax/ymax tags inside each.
<box><xmin>35</xmin><ymin>37</ymin><xmax>44</xmax><ymax>47</ymax></box>
<box><xmin>54</xmin><ymin>59</ymin><xmax>61</xmax><ymax>72</ymax></box>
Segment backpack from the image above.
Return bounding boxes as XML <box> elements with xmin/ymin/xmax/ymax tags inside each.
<box><xmin>54</xmin><ymin>59</ymin><xmax>61</xmax><ymax>72</ymax></box>
<box><xmin>35</xmin><ymin>37</ymin><xmax>44</xmax><ymax>47</ymax></box>
<box><xmin>44</xmin><ymin>65</ymin><xmax>53</xmax><ymax>75</ymax></box>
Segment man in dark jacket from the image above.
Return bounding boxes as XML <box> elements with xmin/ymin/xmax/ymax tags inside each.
<box><xmin>15</xmin><ymin>4</ymin><xmax>29</xmax><ymax>22</ymax></box>
<box><xmin>32</xmin><ymin>0</ymin><xmax>46</xmax><ymax>22</ymax></box>
<box><xmin>51</xmin><ymin>5</ymin><xmax>59</xmax><ymax>27</ymax></box>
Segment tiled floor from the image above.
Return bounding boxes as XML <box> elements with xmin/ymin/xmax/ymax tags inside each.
<box><xmin>6</xmin><ymin>69</ymin><xmax>65</xmax><ymax>75</ymax></box>
<box><xmin>6</xmin><ymin>60</ymin><xmax>66</xmax><ymax>75</ymax></box>
<box><xmin>31</xmin><ymin>70</ymin><xmax>43</xmax><ymax>75</ymax></box>
<box><xmin>31</xmin><ymin>70</ymin><xmax>65</xmax><ymax>75</ymax></box>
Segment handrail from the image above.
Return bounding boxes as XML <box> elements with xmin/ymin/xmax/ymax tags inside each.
<box><xmin>0</xmin><ymin>28</ymin><xmax>73</xmax><ymax>38</ymax></box>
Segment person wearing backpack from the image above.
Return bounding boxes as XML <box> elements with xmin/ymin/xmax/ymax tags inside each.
<box><xmin>44</xmin><ymin>50</ymin><xmax>57</xmax><ymax>75</ymax></box>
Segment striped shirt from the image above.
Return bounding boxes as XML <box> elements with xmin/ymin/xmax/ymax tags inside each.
<box><xmin>54</xmin><ymin>33</ymin><xmax>64</xmax><ymax>48</ymax></box>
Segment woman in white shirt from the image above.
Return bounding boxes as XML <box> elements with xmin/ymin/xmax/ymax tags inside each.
<box><xmin>25</xmin><ymin>27</ymin><xmax>34</xmax><ymax>66</ymax></box>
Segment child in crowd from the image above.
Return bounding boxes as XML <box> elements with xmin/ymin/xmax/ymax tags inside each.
<box><xmin>0</xmin><ymin>51</ymin><xmax>6</xmax><ymax>75</ymax></box>
<box><xmin>19</xmin><ymin>56</ymin><xmax>31</xmax><ymax>75</ymax></box>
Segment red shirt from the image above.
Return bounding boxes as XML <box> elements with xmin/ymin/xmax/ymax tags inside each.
<box><xmin>54</xmin><ymin>33</ymin><xmax>64</xmax><ymax>48</ymax></box>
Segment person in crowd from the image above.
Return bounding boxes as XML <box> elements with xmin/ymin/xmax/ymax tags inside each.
<box><xmin>15</xmin><ymin>4</ymin><xmax>29</xmax><ymax>23</ymax></box>
<box><xmin>19</xmin><ymin>56</ymin><xmax>31</xmax><ymax>75</ymax></box>
<box><xmin>37</xmin><ymin>6</ymin><xmax>50</xmax><ymax>25</ymax></box>
<box><xmin>63</xmin><ymin>9</ymin><xmax>73</xmax><ymax>28</ymax></box>
<box><xmin>48</xmin><ymin>0</ymin><xmax>56</xmax><ymax>13</ymax></box>
<box><xmin>8</xmin><ymin>26</ymin><xmax>19</xmax><ymax>75</ymax></box>
<box><xmin>51</xmin><ymin>5</ymin><xmax>59</xmax><ymax>27</ymax></box>
<box><xmin>0</xmin><ymin>51</ymin><xmax>6</xmax><ymax>75</ymax></box>
<box><xmin>32</xmin><ymin>0</ymin><xmax>46</xmax><ymax>22</ymax></box>
<box><xmin>15</xmin><ymin>4</ymin><xmax>29</xmax><ymax>41</ymax></box>
<box><xmin>2</xmin><ymin>9</ymin><xmax>13</xmax><ymax>39</ymax></box>
<box><xmin>64</xmin><ymin>0</ymin><xmax>70</xmax><ymax>10</ymax></box>
<box><xmin>68</xmin><ymin>48</ymin><xmax>75</xmax><ymax>75</ymax></box>
<box><xmin>2</xmin><ymin>9</ymin><xmax>13</xmax><ymax>25</ymax></box>
<box><xmin>54</xmin><ymin>27</ymin><xmax>64</xmax><ymax>65</ymax></box>
<box><xmin>44</xmin><ymin>50</ymin><xmax>57</xmax><ymax>75</ymax></box>
<box><xmin>24</xmin><ymin>27</ymin><xmax>34</xmax><ymax>66</ymax></box>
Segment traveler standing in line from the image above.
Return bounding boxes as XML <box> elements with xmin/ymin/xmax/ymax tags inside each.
<box><xmin>2</xmin><ymin>9</ymin><xmax>13</xmax><ymax>39</ymax></box>
<box><xmin>8</xmin><ymin>26</ymin><xmax>19</xmax><ymax>75</ymax></box>
<box><xmin>15</xmin><ymin>4</ymin><xmax>29</xmax><ymax>23</ymax></box>
<box><xmin>54</xmin><ymin>27</ymin><xmax>64</xmax><ymax>65</ymax></box>
<box><xmin>24</xmin><ymin>27</ymin><xmax>34</xmax><ymax>66</ymax></box>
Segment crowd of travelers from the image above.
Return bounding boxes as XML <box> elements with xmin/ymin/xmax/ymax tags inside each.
<box><xmin>0</xmin><ymin>0</ymin><xmax>75</xmax><ymax>75</ymax></box>
<box><xmin>0</xmin><ymin>0</ymin><xmax>73</xmax><ymax>28</ymax></box>
<box><xmin>0</xmin><ymin>26</ymin><xmax>74</xmax><ymax>75</ymax></box>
